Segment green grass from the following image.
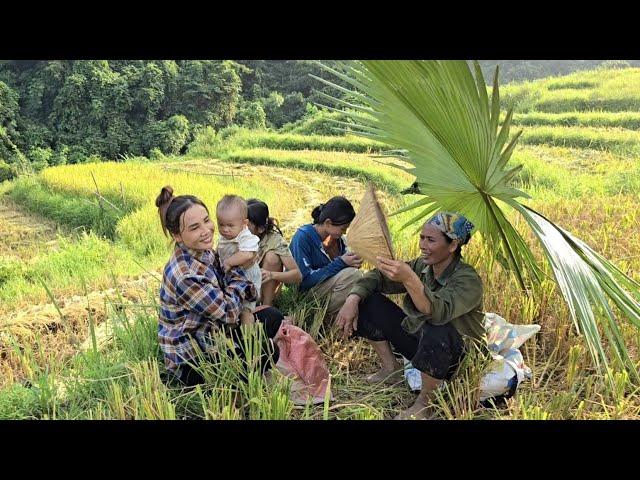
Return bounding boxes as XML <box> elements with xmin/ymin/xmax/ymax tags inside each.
<box><xmin>14</xmin><ymin>161</ymin><xmax>290</xmax><ymax>258</ymax></box>
<box><xmin>516</xmin><ymin>125</ymin><xmax>640</xmax><ymax>155</ymax></box>
<box><xmin>500</xmin><ymin>67</ymin><xmax>640</xmax><ymax>113</ymax></box>
<box><xmin>188</xmin><ymin>127</ymin><xmax>386</xmax><ymax>158</ymax></box>
<box><xmin>510</xmin><ymin>145</ymin><xmax>640</xmax><ymax>198</ymax></box>
<box><xmin>512</xmin><ymin>111</ymin><xmax>640</xmax><ymax>130</ymax></box>
<box><xmin>0</xmin><ymin>231</ymin><xmax>158</xmax><ymax>308</ymax></box>
<box><xmin>4</xmin><ymin>276</ymin><xmax>640</xmax><ymax>419</ymax></box>
<box><xmin>280</xmin><ymin>110</ymin><xmax>357</xmax><ymax>136</ymax></box>
<box><xmin>8</xmin><ymin>177</ymin><xmax>125</xmax><ymax>239</ymax></box>
<box><xmin>536</xmin><ymin>97</ymin><xmax>640</xmax><ymax>113</ymax></box>
<box><xmin>0</xmin><ymin>383</ymin><xmax>41</xmax><ymax>419</ymax></box>
<box><xmin>0</xmin><ymin>294</ymin><xmax>307</xmax><ymax>419</ymax></box>
<box><xmin>547</xmin><ymin>80</ymin><xmax>597</xmax><ymax>91</ymax></box>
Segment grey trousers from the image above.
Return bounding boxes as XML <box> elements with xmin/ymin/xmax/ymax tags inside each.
<box><xmin>308</xmin><ymin>267</ymin><xmax>363</xmax><ymax>318</ymax></box>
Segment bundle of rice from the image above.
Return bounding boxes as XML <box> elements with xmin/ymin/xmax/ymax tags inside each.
<box><xmin>346</xmin><ymin>184</ymin><xmax>394</xmax><ymax>264</ymax></box>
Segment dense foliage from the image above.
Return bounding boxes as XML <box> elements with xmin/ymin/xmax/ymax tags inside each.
<box><xmin>1</xmin><ymin>60</ymin><xmax>636</xmax><ymax>170</ymax></box>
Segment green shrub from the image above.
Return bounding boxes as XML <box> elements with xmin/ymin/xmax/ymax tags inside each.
<box><xmin>281</xmin><ymin>110</ymin><xmax>356</xmax><ymax>136</ymax></box>
<box><xmin>144</xmin><ymin>115</ymin><xmax>190</xmax><ymax>155</ymax></box>
<box><xmin>236</xmin><ymin>100</ymin><xmax>267</xmax><ymax>130</ymax></box>
<box><xmin>501</xmin><ymin>83</ymin><xmax>542</xmax><ymax>112</ymax></box>
<box><xmin>149</xmin><ymin>147</ymin><xmax>165</xmax><ymax>160</ymax></box>
<box><xmin>0</xmin><ymin>258</ymin><xmax>28</xmax><ymax>285</ymax></box>
<box><xmin>186</xmin><ymin>126</ymin><xmax>223</xmax><ymax>157</ymax></box>
<box><xmin>0</xmin><ymin>160</ymin><xmax>16</xmax><ymax>182</ymax></box>
<box><xmin>67</xmin><ymin>145</ymin><xmax>89</xmax><ymax>164</ymax></box>
<box><xmin>28</xmin><ymin>146</ymin><xmax>53</xmax><ymax>166</ymax></box>
<box><xmin>0</xmin><ymin>384</ymin><xmax>40</xmax><ymax>419</ymax></box>
<box><xmin>49</xmin><ymin>145</ymin><xmax>69</xmax><ymax>166</ymax></box>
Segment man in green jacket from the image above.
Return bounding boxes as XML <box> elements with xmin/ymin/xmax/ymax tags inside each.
<box><xmin>336</xmin><ymin>212</ymin><xmax>486</xmax><ymax>420</ymax></box>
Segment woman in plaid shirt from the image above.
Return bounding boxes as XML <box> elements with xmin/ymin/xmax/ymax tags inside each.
<box><xmin>156</xmin><ymin>186</ymin><xmax>282</xmax><ymax>386</ymax></box>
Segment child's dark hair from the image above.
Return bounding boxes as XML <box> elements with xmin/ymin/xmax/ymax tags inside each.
<box><xmin>311</xmin><ymin>196</ymin><xmax>355</xmax><ymax>226</ymax></box>
<box><xmin>247</xmin><ymin>198</ymin><xmax>283</xmax><ymax>237</ymax></box>
<box><xmin>217</xmin><ymin>194</ymin><xmax>248</xmax><ymax>218</ymax></box>
<box><xmin>155</xmin><ymin>186</ymin><xmax>209</xmax><ymax>237</ymax></box>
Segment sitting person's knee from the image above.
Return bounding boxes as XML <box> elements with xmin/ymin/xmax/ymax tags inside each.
<box><xmin>411</xmin><ymin>323</ymin><xmax>463</xmax><ymax>380</ymax></box>
<box><xmin>254</xmin><ymin>306</ymin><xmax>284</xmax><ymax>338</ymax></box>
<box><xmin>360</xmin><ymin>292</ymin><xmax>389</xmax><ymax>311</ymax></box>
<box><xmin>335</xmin><ymin>267</ymin><xmax>362</xmax><ymax>286</ymax></box>
<box><xmin>261</xmin><ymin>251</ymin><xmax>282</xmax><ymax>271</ymax></box>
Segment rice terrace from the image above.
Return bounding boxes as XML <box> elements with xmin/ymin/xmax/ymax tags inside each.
<box><xmin>0</xmin><ymin>59</ymin><xmax>639</xmax><ymax>420</ymax></box>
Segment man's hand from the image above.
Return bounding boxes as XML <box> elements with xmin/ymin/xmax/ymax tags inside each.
<box><xmin>376</xmin><ymin>257</ymin><xmax>414</xmax><ymax>283</ymax></box>
<box><xmin>335</xmin><ymin>294</ymin><xmax>361</xmax><ymax>339</ymax></box>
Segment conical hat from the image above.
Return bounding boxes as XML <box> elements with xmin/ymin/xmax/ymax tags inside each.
<box><xmin>346</xmin><ymin>184</ymin><xmax>394</xmax><ymax>264</ymax></box>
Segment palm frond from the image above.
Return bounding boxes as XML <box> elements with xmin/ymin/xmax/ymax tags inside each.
<box><xmin>315</xmin><ymin>60</ymin><xmax>640</xmax><ymax>378</ymax></box>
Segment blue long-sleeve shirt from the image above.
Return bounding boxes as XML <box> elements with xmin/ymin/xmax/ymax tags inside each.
<box><xmin>289</xmin><ymin>224</ymin><xmax>348</xmax><ymax>291</ymax></box>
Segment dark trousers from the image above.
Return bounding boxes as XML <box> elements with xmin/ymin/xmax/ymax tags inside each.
<box><xmin>172</xmin><ymin>307</ymin><xmax>283</xmax><ymax>387</ymax></box>
<box><xmin>355</xmin><ymin>293</ymin><xmax>464</xmax><ymax>381</ymax></box>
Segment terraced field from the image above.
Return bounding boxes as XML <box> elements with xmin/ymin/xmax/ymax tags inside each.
<box><xmin>1</xmin><ymin>67</ymin><xmax>639</xmax><ymax>419</ymax></box>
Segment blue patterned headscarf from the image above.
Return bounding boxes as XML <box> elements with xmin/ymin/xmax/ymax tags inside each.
<box><xmin>426</xmin><ymin>212</ymin><xmax>475</xmax><ymax>245</ymax></box>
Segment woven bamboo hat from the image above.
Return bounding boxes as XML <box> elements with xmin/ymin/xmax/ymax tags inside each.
<box><xmin>346</xmin><ymin>184</ymin><xmax>394</xmax><ymax>264</ymax></box>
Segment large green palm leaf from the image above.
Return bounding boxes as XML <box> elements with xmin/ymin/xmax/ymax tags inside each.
<box><xmin>313</xmin><ymin>60</ymin><xmax>640</xmax><ymax>378</ymax></box>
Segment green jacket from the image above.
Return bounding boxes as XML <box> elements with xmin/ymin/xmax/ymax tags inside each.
<box><xmin>349</xmin><ymin>255</ymin><xmax>486</xmax><ymax>344</ymax></box>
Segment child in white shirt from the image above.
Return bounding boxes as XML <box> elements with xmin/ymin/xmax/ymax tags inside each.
<box><xmin>216</xmin><ymin>194</ymin><xmax>262</xmax><ymax>326</ymax></box>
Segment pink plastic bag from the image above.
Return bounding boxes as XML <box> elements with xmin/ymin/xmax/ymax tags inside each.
<box><xmin>273</xmin><ymin>319</ymin><xmax>333</xmax><ymax>405</ymax></box>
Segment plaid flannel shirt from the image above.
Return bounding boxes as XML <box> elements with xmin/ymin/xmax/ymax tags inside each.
<box><xmin>158</xmin><ymin>244</ymin><xmax>257</xmax><ymax>373</ymax></box>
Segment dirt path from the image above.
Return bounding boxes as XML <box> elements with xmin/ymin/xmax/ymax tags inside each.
<box><xmin>164</xmin><ymin>159</ymin><xmax>366</xmax><ymax>235</ymax></box>
<box><xmin>0</xmin><ymin>197</ymin><xmax>61</xmax><ymax>261</ymax></box>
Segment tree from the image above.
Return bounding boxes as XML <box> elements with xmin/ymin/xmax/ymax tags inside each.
<box><xmin>143</xmin><ymin>114</ymin><xmax>190</xmax><ymax>155</ymax></box>
<box><xmin>0</xmin><ymin>81</ymin><xmax>20</xmax><ymax>145</ymax></box>
<box><xmin>261</xmin><ymin>91</ymin><xmax>284</xmax><ymax>127</ymax></box>
<box><xmin>0</xmin><ymin>60</ymin><xmax>247</xmax><ymax>162</ymax></box>
<box><xmin>236</xmin><ymin>100</ymin><xmax>267</xmax><ymax>129</ymax></box>
<box><xmin>174</xmin><ymin>60</ymin><xmax>243</xmax><ymax>129</ymax></box>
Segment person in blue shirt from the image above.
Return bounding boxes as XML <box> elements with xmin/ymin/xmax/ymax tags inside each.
<box><xmin>289</xmin><ymin>196</ymin><xmax>363</xmax><ymax>319</ymax></box>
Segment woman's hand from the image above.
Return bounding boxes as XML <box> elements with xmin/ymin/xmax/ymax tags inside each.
<box><xmin>341</xmin><ymin>252</ymin><xmax>363</xmax><ymax>269</ymax></box>
<box><xmin>261</xmin><ymin>269</ymin><xmax>275</xmax><ymax>283</ymax></box>
<box><xmin>335</xmin><ymin>294</ymin><xmax>360</xmax><ymax>339</ymax></box>
<box><xmin>376</xmin><ymin>257</ymin><xmax>415</xmax><ymax>283</ymax></box>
